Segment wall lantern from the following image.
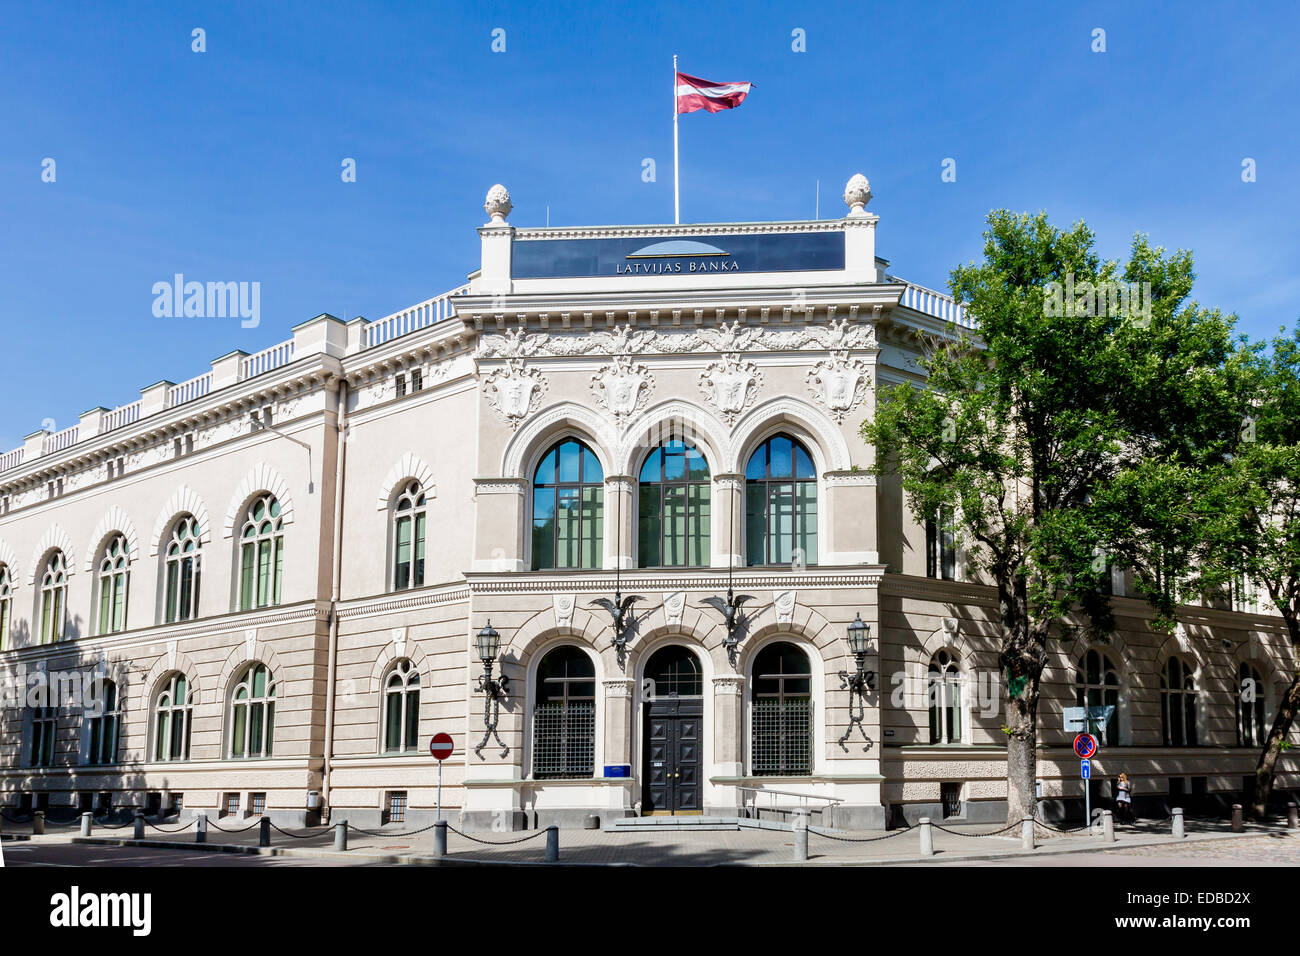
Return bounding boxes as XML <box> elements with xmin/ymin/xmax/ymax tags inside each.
<box><xmin>838</xmin><ymin>613</ymin><xmax>875</xmax><ymax>750</ymax></box>
<box><xmin>473</xmin><ymin>620</ymin><xmax>510</xmax><ymax>758</ymax></box>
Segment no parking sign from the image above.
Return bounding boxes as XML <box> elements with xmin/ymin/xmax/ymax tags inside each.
<box><xmin>1073</xmin><ymin>733</ymin><xmax>1098</xmax><ymax>759</ymax></box>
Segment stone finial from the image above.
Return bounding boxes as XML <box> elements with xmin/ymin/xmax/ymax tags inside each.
<box><xmin>484</xmin><ymin>184</ymin><xmax>512</xmax><ymax>223</ymax></box>
<box><xmin>843</xmin><ymin>173</ymin><xmax>872</xmax><ymax>215</ymax></box>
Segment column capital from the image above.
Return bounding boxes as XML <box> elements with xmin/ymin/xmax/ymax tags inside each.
<box><xmin>712</xmin><ymin>675</ymin><xmax>746</xmax><ymax>695</ymax></box>
<box><xmin>602</xmin><ymin>678</ymin><xmax>636</xmax><ymax>698</ymax></box>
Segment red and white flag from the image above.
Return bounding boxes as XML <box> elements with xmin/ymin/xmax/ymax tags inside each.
<box><xmin>675</xmin><ymin>71</ymin><xmax>753</xmax><ymax>114</ymax></box>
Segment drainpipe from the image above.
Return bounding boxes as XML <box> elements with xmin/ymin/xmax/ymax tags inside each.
<box><xmin>321</xmin><ymin>377</ymin><xmax>348</xmax><ymax>818</ymax></box>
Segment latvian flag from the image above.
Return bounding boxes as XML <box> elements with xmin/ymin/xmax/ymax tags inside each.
<box><xmin>675</xmin><ymin>71</ymin><xmax>753</xmax><ymax>114</ymax></box>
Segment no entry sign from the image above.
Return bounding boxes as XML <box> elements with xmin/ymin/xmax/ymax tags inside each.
<box><xmin>1073</xmin><ymin>733</ymin><xmax>1098</xmax><ymax>759</ymax></box>
<box><xmin>430</xmin><ymin>733</ymin><xmax>454</xmax><ymax>761</ymax></box>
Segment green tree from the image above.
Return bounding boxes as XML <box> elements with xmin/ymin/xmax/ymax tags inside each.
<box><xmin>864</xmin><ymin>210</ymin><xmax>1238</xmax><ymax>823</ymax></box>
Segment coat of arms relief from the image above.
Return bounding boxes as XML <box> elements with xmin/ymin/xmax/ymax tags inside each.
<box><xmin>591</xmin><ymin>354</ymin><xmax>654</xmax><ymax>424</ymax></box>
<box><xmin>699</xmin><ymin>353</ymin><xmax>763</xmax><ymax>425</ymax></box>
<box><xmin>483</xmin><ymin>359</ymin><xmax>548</xmax><ymax>428</ymax></box>
<box><xmin>805</xmin><ymin>351</ymin><xmax>870</xmax><ymax>422</ymax></box>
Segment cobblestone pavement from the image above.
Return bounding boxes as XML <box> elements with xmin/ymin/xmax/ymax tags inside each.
<box><xmin>6</xmin><ymin>813</ymin><xmax>1293</xmax><ymax>866</ymax></box>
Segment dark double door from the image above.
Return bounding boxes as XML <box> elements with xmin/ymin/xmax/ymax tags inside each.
<box><xmin>641</xmin><ymin>697</ymin><xmax>702</xmax><ymax>814</ymax></box>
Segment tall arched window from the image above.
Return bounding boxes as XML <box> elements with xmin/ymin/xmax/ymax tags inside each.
<box><xmin>745</xmin><ymin>435</ymin><xmax>817</xmax><ymax>566</ymax></box>
<box><xmin>383</xmin><ymin>660</ymin><xmax>421</xmax><ymax>753</ymax></box>
<box><xmin>532</xmin><ymin>646</ymin><xmax>595</xmax><ymax>779</ymax></box>
<box><xmin>645</xmin><ymin>645</ymin><xmax>703</xmax><ymax>697</ymax></box>
<box><xmin>392</xmin><ymin>481</ymin><xmax>427</xmax><ymax>590</ymax></box>
<box><xmin>96</xmin><ymin>534</ymin><xmax>130</xmax><ymax>635</ymax></box>
<box><xmin>928</xmin><ymin>649</ymin><xmax>963</xmax><ymax>744</ymax></box>
<box><xmin>1074</xmin><ymin>648</ymin><xmax>1120</xmax><ymax>747</ymax></box>
<box><xmin>230</xmin><ymin>663</ymin><xmax>276</xmax><ymax>758</ymax></box>
<box><xmin>751</xmin><ymin>642</ymin><xmax>813</xmax><ymax>776</ymax></box>
<box><xmin>1160</xmin><ymin>656</ymin><xmax>1197</xmax><ymax>747</ymax></box>
<box><xmin>164</xmin><ymin>515</ymin><xmax>203</xmax><ymax>623</ymax></box>
<box><xmin>532</xmin><ymin>438</ymin><xmax>604</xmax><ymax>570</ymax></box>
<box><xmin>30</xmin><ymin>706</ymin><xmax>56</xmax><ymax>766</ymax></box>
<box><xmin>0</xmin><ymin>564</ymin><xmax>11</xmax><ymax>651</ymax></box>
<box><xmin>154</xmin><ymin>673</ymin><xmax>194</xmax><ymax>762</ymax></box>
<box><xmin>86</xmin><ymin>679</ymin><xmax>120</xmax><ymax>765</ymax></box>
<box><xmin>39</xmin><ymin>551</ymin><xmax>68</xmax><ymax>644</ymax></box>
<box><xmin>239</xmin><ymin>494</ymin><xmax>284</xmax><ymax>611</ymax></box>
<box><xmin>1236</xmin><ymin>662</ymin><xmax>1267</xmax><ymax>747</ymax></box>
<box><xmin>638</xmin><ymin>439</ymin><xmax>710</xmax><ymax>567</ymax></box>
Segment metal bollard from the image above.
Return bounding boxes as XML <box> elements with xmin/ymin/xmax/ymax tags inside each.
<box><xmin>333</xmin><ymin>821</ymin><xmax>347</xmax><ymax>852</ymax></box>
<box><xmin>1172</xmin><ymin>806</ymin><xmax>1185</xmax><ymax>839</ymax></box>
<box><xmin>1231</xmin><ymin>803</ymin><xmax>1243</xmax><ymax>832</ymax></box>
<box><xmin>196</xmin><ymin>814</ymin><xmax>207</xmax><ymax>844</ymax></box>
<box><xmin>33</xmin><ymin>811</ymin><xmax>46</xmax><ymax>836</ymax></box>
<box><xmin>792</xmin><ymin>808</ymin><xmax>809</xmax><ymax>862</ymax></box>
<box><xmin>1288</xmin><ymin>802</ymin><xmax>1297</xmax><ymax>830</ymax></box>
<box><xmin>132</xmin><ymin>809</ymin><xmax>144</xmax><ymax>840</ymax></box>
<box><xmin>80</xmin><ymin>812</ymin><xmax>93</xmax><ymax>837</ymax></box>
<box><xmin>1021</xmin><ymin>816</ymin><xmax>1035</xmax><ymax>851</ymax></box>
<box><xmin>918</xmin><ymin>817</ymin><xmax>934</xmax><ymax>856</ymax></box>
<box><xmin>258</xmin><ymin>817</ymin><xmax>271</xmax><ymax>847</ymax></box>
<box><xmin>545</xmin><ymin>825</ymin><xmax>559</xmax><ymax>863</ymax></box>
<box><xmin>433</xmin><ymin>820</ymin><xmax>447</xmax><ymax>858</ymax></box>
<box><xmin>1102</xmin><ymin>810</ymin><xmax>1115</xmax><ymax>843</ymax></box>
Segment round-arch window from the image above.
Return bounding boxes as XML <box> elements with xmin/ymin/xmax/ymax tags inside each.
<box><xmin>639</xmin><ymin>440</ymin><xmax>711</xmax><ymax>567</ymax></box>
<box><xmin>533</xmin><ymin>646</ymin><xmax>596</xmax><ymax>779</ymax></box>
<box><xmin>751</xmin><ymin>642</ymin><xmax>813</xmax><ymax>775</ymax></box>
<box><xmin>532</xmin><ymin>439</ymin><xmax>604</xmax><ymax>570</ymax></box>
<box><xmin>645</xmin><ymin>645</ymin><xmax>703</xmax><ymax>697</ymax></box>
<box><xmin>745</xmin><ymin>435</ymin><xmax>817</xmax><ymax>567</ymax></box>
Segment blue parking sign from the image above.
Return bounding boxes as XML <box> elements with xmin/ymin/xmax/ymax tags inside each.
<box><xmin>1080</xmin><ymin>758</ymin><xmax>1091</xmax><ymax>779</ymax></box>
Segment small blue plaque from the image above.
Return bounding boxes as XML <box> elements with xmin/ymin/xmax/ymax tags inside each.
<box><xmin>603</xmin><ymin>764</ymin><xmax>631</xmax><ymax>778</ymax></box>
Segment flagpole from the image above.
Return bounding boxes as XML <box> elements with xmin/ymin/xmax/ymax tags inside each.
<box><xmin>673</xmin><ymin>53</ymin><xmax>680</xmax><ymax>225</ymax></box>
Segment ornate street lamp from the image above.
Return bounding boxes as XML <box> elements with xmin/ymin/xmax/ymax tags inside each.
<box><xmin>838</xmin><ymin>613</ymin><xmax>875</xmax><ymax>750</ymax></box>
<box><xmin>473</xmin><ymin>620</ymin><xmax>510</xmax><ymax>758</ymax></box>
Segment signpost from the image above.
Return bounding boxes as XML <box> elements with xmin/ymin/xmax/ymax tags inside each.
<box><xmin>430</xmin><ymin>733</ymin><xmax>454</xmax><ymax>821</ymax></box>
<box><xmin>1074</xmin><ymin>733</ymin><xmax>1099</xmax><ymax>829</ymax></box>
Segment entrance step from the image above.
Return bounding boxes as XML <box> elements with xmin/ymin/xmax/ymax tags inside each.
<box><xmin>605</xmin><ymin>816</ymin><xmax>799</xmax><ymax>833</ymax></box>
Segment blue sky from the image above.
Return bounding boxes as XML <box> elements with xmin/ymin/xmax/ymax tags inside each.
<box><xmin>1</xmin><ymin>0</ymin><xmax>1297</xmax><ymax>451</ymax></box>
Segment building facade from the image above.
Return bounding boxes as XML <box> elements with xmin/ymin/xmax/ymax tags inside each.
<box><xmin>0</xmin><ymin>177</ymin><xmax>1295</xmax><ymax>829</ymax></box>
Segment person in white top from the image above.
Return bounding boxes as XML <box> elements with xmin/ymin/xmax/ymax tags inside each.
<box><xmin>1115</xmin><ymin>773</ymin><xmax>1133</xmax><ymax>823</ymax></box>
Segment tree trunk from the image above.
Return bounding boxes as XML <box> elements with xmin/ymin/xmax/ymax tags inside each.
<box><xmin>1006</xmin><ymin>690</ymin><xmax>1039</xmax><ymax>824</ymax></box>
<box><xmin>1251</xmin><ymin>667</ymin><xmax>1300</xmax><ymax>819</ymax></box>
<box><xmin>999</xmin><ymin>574</ymin><xmax>1046</xmax><ymax>825</ymax></box>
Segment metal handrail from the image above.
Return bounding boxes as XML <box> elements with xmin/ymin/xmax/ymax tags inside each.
<box><xmin>733</xmin><ymin>784</ymin><xmax>844</xmax><ymax>806</ymax></box>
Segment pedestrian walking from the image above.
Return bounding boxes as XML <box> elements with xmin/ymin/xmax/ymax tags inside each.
<box><xmin>1115</xmin><ymin>773</ymin><xmax>1133</xmax><ymax>823</ymax></box>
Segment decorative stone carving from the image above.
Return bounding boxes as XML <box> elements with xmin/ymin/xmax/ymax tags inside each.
<box><xmin>553</xmin><ymin>593</ymin><xmax>576</xmax><ymax>629</ymax></box>
<box><xmin>663</xmin><ymin>591</ymin><xmax>687</xmax><ymax>628</ymax></box>
<box><xmin>603</xmin><ymin>679</ymin><xmax>635</xmax><ymax>698</ymax></box>
<box><xmin>591</xmin><ymin>354</ymin><xmax>654</xmax><ymax>424</ymax></box>
<box><xmin>806</xmin><ymin>351</ymin><xmax>871</xmax><ymax>422</ymax></box>
<box><xmin>243</xmin><ymin>628</ymin><xmax>258</xmax><ymax>661</ymax></box>
<box><xmin>392</xmin><ymin>626</ymin><xmax>408</xmax><ymax>660</ymax></box>
<box><xmin>843</xmin><ymin>173</ymin><xmax>872</xmax><ymax>213</ymax></box>
<box><xmin>166</xmin><ymin>640</ymin><xmax>178</xmax><ymax>672</ymax></box>
<box><xmin>485</xmin><ymin>184</ymin><xmax>512</xmax><ymax>222</ymax></box>
<box><xmin>774</xmin><ymin>590</ymin><xmax>796</xmax><ymax>626</ymax></box>
<box><xmin>483</xmin><ymin>359</ymin><xmax>547</xmax><ymax>429</ymax></box>
<box><xmin>712</xmin><ymin>675</ymin><xmax>745</xmax><ymax>695</ymax></box>
<box><xmin>698</xmin><ymin>354</ymin><xmax>762</xmax><ymax>425</ymax></box>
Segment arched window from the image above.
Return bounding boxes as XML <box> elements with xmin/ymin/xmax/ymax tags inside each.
<box><xmin>751</xmin><ymin>642</ymin><xmax>813</xmax><ymax>776</ymax></box>
<box><xmin>532</xmin><ymin>439</ymin><xmax>604</xmax><ymax>570</ymax></box>
<box><xmin>230</xmin><ymin>663</ymin><xmax>276</xmax><ymax>758</ymax></box>
<box><xmin>645</xmin><ymin>645</ymin><xmax>703</xmax><ymax>697</ymax></box>
<box><xmin>638</xmin><ymin>439</ymin><xmax>710</xmax><ymax>567</ymax></box>
<box><xmin>86</xmin><ymin>679</ymin><xmax>120</xmax><ymax>765</ymax></box>
<box><xmin>164</xmin><ymin>515</ymin><xmax>203</xmax><ymax>623</ymax></box>
<box><xmin>0</xmin><ymin>564</ymin><xmax>11</xmax><ymax>651</ymax></box>
<box><xmin>154</xmin><ymin>673</ymin><xmax>194</xmax><ymax>762</ymax></box>
<box><xmin>928</xmin><ymin>649</ymin><xmax>963</xmax><ymax>744</ymax></box>
<box><xmin>239</xmin><ymin>494</ymin><xmax>284</xmax><ymax>610</ymax></box>
<box><xmin>1236</xmin><ymin>662</ymin><xmax>1267</xmax><ymax>747</ymax></box>
<box><xmin>29</xmin><ymin>706</ymin><xmax>56</xmax><ymax>766</ymax></box>
<box><xmin>96</xmin><ymin>534</ymin><xmax>130</xmax><ymax>635</ymax></box>
<box><xmin>1160</xmin><ymin>656</ymin><xmax>1198</xmax><ymax>747</ymax></box>
<box><xmin>532</xmin><ymin>646</ymin><xmax>595</xmax><ymax>779</ymax></box>
<box><xmin>926</xmin><ymin>506</ymin><xmax>957</xmax><ymax>580</ymax></box>
<box><xmin>392</xmin><ymin>481</ymin><xmax>427</xmax><ymax>590</ymax></box>
<box><xmin>745</xmin><ymin>435</ymin><xmax>817</xmax><ymax>567</ymax></box>
<box><xmin>39</xmin><ymin>551</ymin><xmax>68</xmax><ymax>644</ymax></box>
<box><xmin>1074</xmin><ymin>648</ymin><xmax>1120</xmax><ymax>747</ymax></box>
<box><xmin>383</xmin><ymin>660</ymin><xmax>421</xmax><ymax>753</ymax></box>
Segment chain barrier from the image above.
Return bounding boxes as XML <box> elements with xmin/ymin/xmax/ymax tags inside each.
<box><xmin>444</xmin><ymin>823</ymin><xmax>550</xmax><ymax>846</ymax></box>
<box><xmin>146</xmin><ymin>819</ymin><xmax>197</xmax><ymax>833</ymax></box>
<box><xmin>0</xmin><ymin>810</ymin><xmax>33</xmax><ymax>823</ymax></box>
<box><xmin>807</xmin><ymin>826</ymin><xmax>914</xmax><ymax>844</ymax></box>
<box><xmin>208</xmin><ymin>818</ymin><xmax>263</xmax><ymax>833</ymax></box>
<box><xmin>1033</xmin><ymin>816</ymin><xmax>1093</xmax><ymax>834</ymax></box>
<box><xmin>346</xmin><ymin>820</ymin><xmax>444</xmax><ymax>838</ymax></box>
<box><xmin>92</xmin><ymin>815</ymin><xmax>134</xmax><ymax>829</ymax></box>
<box><xmin>42</xmin><ymin>814</ymin><xmax>85</xmax><ymax>827</ymax></box>
<box><xmin>268</xmin><ymin>822</ymin><xmax>326</xmax><ymax>840</ymax></box>
<box><xmin>930</xmin><ymin>821</ymin><xmax>1022</xmax><ymax>838</ymax></box>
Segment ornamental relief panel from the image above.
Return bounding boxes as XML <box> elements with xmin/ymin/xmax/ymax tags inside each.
<box><xmin>483</xmin><ymin>359</ymin><xmax>548</xmax><ymax>429</ymax></box>
<box><xmin>591</xmin><ymin>354</ymin><xmax>654</xmax><ymax>424</ymax></box>
<box><xmin>805</xmin><ymin>351</ymin><xmax>871</xmax><ymax>422</ymax></box>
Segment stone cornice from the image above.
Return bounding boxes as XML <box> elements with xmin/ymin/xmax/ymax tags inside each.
<box><xmin>335</xmin><ymin>584</ymin><xmax>472</xmax><ymax>621</ymax></box>
<box><xmin>465</xmin><ymin>567</ymin><xmax>888</xmax><ymax>595</ymax></box>
<box><xmin>512</xmin><ymin>218</ymin><xmax>877</xmax><ymax>241</ymax></box>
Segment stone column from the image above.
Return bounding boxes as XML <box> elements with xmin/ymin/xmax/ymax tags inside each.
<box><xmin>602</xmin><ymin>679</ymin><xmax>636</xmax><ymax>771</ymax></box>
<box><xmin>712</xmin><ymin>474</ymin><xmax>744</xmax><ymax>568</ymax></box>
<box><xmin>604</xmin><ymin>475</ymin><xmax>634</xmax><ymax>570</ymax></box>
<box><xmin>712</xmin><ymin>675</ymin><xmax>746</xmax><ymax>776</ymax></box>
<box><xmin>472</xmin><ymin>478</ymin><xmax>527</xmax><ymax>571</ymax></box>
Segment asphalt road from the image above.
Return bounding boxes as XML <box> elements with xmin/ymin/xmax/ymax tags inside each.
<box><xmin>2</xmin><ymin>842</ymin><xmax>370</xmax><ymax>867</ymax></box>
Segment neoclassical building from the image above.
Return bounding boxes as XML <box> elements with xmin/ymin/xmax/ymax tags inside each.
<box><xmin>0</xmin><ymin>177</ymin><xmax>1294</xmax><ymax>829</ymax></box>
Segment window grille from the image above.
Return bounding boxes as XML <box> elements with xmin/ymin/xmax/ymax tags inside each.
<box><xmin>223</xmin><ymin>793</ymin><xmax>240</xmax><ymax>817</ymax></box>
<box><xmin>249</xmin><ymin>792</ymin><xmax>266</xmax><ymax>815</ymax></box>
<box><xmin>532</xmin><ymin>700</ymin><xmax>595</xmax><ymax>779</ymax></box>
<box><xmin>385</xmin><ymin>790</ymin><xmax>407</xmax><ymax>823</ymax></box>
<box><xmin>752</xmin><ymin>696</ymin><xmax>812</xmax><ymax>776</ymax></box>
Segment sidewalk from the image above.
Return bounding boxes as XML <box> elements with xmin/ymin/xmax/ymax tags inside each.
<box><xmin>3</xmin><ymin>814</ymin><xmax>1292</xmax><ymax>866</ymax></box>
